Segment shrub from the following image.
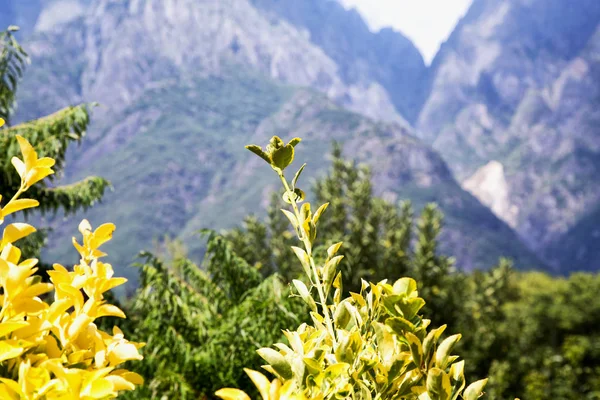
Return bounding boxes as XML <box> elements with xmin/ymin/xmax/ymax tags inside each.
<box><xmin>215</xmin><ymin>136</ymin><xmax>488</xmax><ymax>400</ymax></box>
<box><xmin>0</xmin><ymin>121</ymin><xmax>143</xmax><ymax>399</ymax></box>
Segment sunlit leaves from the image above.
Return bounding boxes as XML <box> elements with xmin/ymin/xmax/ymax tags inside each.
<box><xmin>0</xmin><ymin>135</ymin><xmax>142</xmax><ymax>398</ymax></box>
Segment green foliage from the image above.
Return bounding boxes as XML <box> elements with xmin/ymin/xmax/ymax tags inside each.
<box><xmin>468</xmin><ymin>271</ymin><xmax>600</xmax><ymax>399</ymax></box>
<box><xmin>215</xmin><ymin>136</ymin><xmax>487</xmax><ymax>400</ymax></box>
<box><xmin>227</xmin><ymin>143</ymin><xmax>462</xmax><ymax>330</ymax></box>
<box><xmin>0</xmin><ymin>26</ymin><xmax>26</xmax><ymax>124</ymax></box>
<box><xmin>116</xmin><ymin>231</ymin><xmax>306</xmax><ymax>399</ymax></box>
<box><xmin>0</xmin><ymin>27</ymin><xmax>109</xmax><ymax>267</ymax></box>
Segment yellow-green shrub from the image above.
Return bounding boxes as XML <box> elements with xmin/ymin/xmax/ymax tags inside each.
<box><xmin>216</xmin><ymin>136</ymin><xmax>488</xmax><ymax>400</ymax></box>
<box><xmin>0</xmin><ymin>118</ymin><xmax>143</xmax><ymax>399</ymax></box>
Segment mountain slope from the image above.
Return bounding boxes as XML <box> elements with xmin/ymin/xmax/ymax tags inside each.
<box><xmin>6</xmin><ymin>0</ymin><xmax>544</xmax><ymax>279</ymax></box>
<box><xmin>417</xmin><ymin>0</ymin><xmax>600</xmax><ymax>268</ymax></box>
<box><xmin>250</xmin><ymin>0</ymin><xmax>428</xmax><ymax>123</ymax></box>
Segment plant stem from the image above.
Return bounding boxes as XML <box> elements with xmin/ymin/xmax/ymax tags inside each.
<box><xmin>278</xmin><ymin>171</ymin><xmax>337</xmax><ymax>346</ymax></box>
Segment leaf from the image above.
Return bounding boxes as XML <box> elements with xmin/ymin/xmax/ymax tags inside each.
<box><xmin>386</xmin><ymin>316</ymin><xmax>416</xmax><ymax>335</ymax></box>
<box><xmin>449</xmin><ymin>360</ymin><xmax>466</xmax><ymax>400</ymax></box>
<box><xmin>282</xmin><ymin>188</ymin><xmax>305</xmax><ymax>204</ymax></box>
<box><xmin>463</xmin><ymin>379</ymin><xmax>488</xmax><ymax>400</ymax></box>
<box><xmin>271</xmin><ymin>145</ymin><xmax>294</xmax><ymax>170</ymax></box>
<box><xmin>312</xmin><ymin>203</ymin><xmax>329</xmax><ymax>225</ymax></box>
<box><xmin>436</xmin><ymin>334</ymin><xmax>461</xmax><ymax>369</ymax></box>
<box><xmin>215</xmin><ymin>388</ymin><xmax>252</xmax><ymax>400</ymax></box>
<box><xmin>426</xmin><ymin>368</ymin><xmax>451</xmax><ymax>400</ymax></box>
<box><xmin>2</xmin><ymin>223</ymin><xmax>36</xmax><ymax>247</ymax></box>
<box><xmin>393</xmin><ymin>278</ymin><xmax>418</xmax><ymax>296</ymax></box>
<box><xmin>293</xmin><ymin>280</ymin><xmax>317</xmax><ymax>312</ymax></box>
<box><xmin>292</xmin><ymin>163</ymin><xmax>306</xmax><ymax>189</ymax></box>
<box><xmin>327</xmin><ymin>242</ymin><xmax>343</xmax><ymax>259</ymax></box>
<box><xmin>0</xmin><ymin>199</ymin><xmax>39</xmax><ymax>217</ymax></box>
<box><xmin>288</xmin><ymin>137</ymin><xmax>302</xmax><ymax>147</ymax></box>
<box><xmin>406</xmin><ymin>332</ymin><xmax>423</xmax><ymax>368</ymax></box>
<box><xmin>423</xmin><ymin>325</ymin><xmax>447</xmax><ymax>363</ymax></box>
<box><xmin>0</xmin><ymin>340</ymin><xmax>28</xmax><ymax>362</ymax></box>
<box><xmin>257</xmin><ymin>348</ymin><xmax>293</xmax><ymax>380</ymax></box>
<box><xmin>291</xmin><ymin>246</ymin><xmax>311</xmax><ymax>277</ymax></box>
<box><xmin>280</xmin><ymin>209</ymin><xmax>298</xmax><ymax>229</ymax></box>
<box><xmin>246</xmin><ymin>145</ymin><xmax>271</xmax><ymax>164</ymax></box>
<box><xmin>244</xmin><ymin>369</ymin><xmax>271</xmax><ymax>400</ymax></box>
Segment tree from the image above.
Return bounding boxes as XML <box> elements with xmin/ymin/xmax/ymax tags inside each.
<box><xmin>0</xmin><ymin>27</ymin><xmax>109</xmax><ymax>262</ymax></box>
<box><xmin>116</xmin><ymin>231</ymin><xmax>307</xmax><ymax>399</ymax></box>
<box><xmin>216</xmin><ymin>135</ymin><xmax>488</xmax><ymax>400</ymax></box>
<box><xmin>227</xmin><ymin>143</ymin><xmax>459</xmax><ymax>323</ymax></box>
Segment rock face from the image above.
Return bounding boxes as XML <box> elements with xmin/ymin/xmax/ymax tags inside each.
<box><xmin>14</xmin><ymin>0</ymin><xmax>420</xmax><ymax>127</ymax></box>
<box><xmin>463</xmin><ymin>161</ymin><xmax>518</xmax><ymax>228</ymax></box>
<box><xmin>6</xmin><ymin>0</ymin><xmax>544</xmax><ymax>275</ymax></box>
<box><xmin>417</xmin><ymin>0</ymin><xmax>600</xmax><ymax>268</ymax></box>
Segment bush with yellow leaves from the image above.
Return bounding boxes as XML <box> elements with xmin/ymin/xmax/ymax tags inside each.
<box><xmin>216</xmin><ymin>136</ymin><xmax>488</xmax><ymax>400</ymax></box>
<box><xmin>0</xmin><ymin>117</ymin><xmax>144</xmax><ymax>399</ymax></box>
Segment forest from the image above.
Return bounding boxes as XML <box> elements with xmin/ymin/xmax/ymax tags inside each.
<box><xmin>1</xmin><ymin>26</ymin><xmax>600</xmax><ymax>400</ymax></box>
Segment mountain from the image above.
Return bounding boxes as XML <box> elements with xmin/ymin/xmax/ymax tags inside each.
<box><xmin>2</xmin><ymin>0</ymin><xmax>543</xmax><ymax>280</ymax></box>
<box><xmin>417</xmin><ymin>0</ymin><xmax>600</xmax><ymax>269</ymax></box>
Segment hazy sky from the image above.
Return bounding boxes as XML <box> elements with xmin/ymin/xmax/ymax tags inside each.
<box><xmin>338</xmin><ymin>0</ymin><xmax>473</xmax><ymax>64</ymax></box>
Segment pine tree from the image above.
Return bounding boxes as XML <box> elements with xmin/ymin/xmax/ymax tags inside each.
<box><xmin>0</xmin><ymin>27</ymin><xmax>109</xmax><ymax>260</ymax></box>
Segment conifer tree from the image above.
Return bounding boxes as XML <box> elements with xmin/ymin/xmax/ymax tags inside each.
<box><xmin>0</xmin><ymin>27</ymin><xmax>109</xmax><ymax>259</ymax></box>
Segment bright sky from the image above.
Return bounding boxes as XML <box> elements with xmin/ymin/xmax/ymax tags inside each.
<box><xmin>338</xmin><ymin>0</ymin><xmax>473</xmax><ymax>64</ymax></box>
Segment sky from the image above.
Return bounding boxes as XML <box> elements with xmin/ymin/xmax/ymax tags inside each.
<box><xmin>338</xmin><ymin>0</ymin><xmax>473</xmax><ymax>64</ymax></box>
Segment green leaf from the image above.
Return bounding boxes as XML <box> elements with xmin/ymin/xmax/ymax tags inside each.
<box><xmin>271</xmin><ymin>145</ymin><xmax>294</xmax><ymax>170</ymax></box>
<box><xmin>291</xmin><ymin>163</ymin><xmax>306</xmax><ymax>189</ymax></box>
<box><xmin>436</xmin><ymin>334</ymin><xmax>461</xmax><ymax>369</ymax></box>
<box><xmin>312</xmin><ymin>203</ymin><xmax>329</xmax><ymax>225</ymax></box>
<box><xmin>280</xmin><ymin>209</ymin><xmax>299</xmax><ymax>229</ymax></box>
<box><xmin>386</xmin><ymin>316</ymin><xmax>416</xmax><ymax>335</ymax></box>
<box><xmin>333</xmin><ymin>300</ymin><xmax>352</xmax><ymax>328</ymax></box>
<box><xmin>406</xmin><ymin>332</ymin><xmax>423</xmax><ymax>368</ymax></box>
<box><xmin>327</xmin><ymin>242</ymin><xmax>343</xmax><ymax>259</ymax></box>
<box><xmin>245</xmin><ymin>145</ymin><xmax>271</xmax><ymax>164</ymax></box>
<box><xmin>423</xmin><ymin>325</ymin><xmax>447</xmax><ymax>364</ymax></box>
<box><xmin>288</xmin><ymin>137</ymin><xmax>302</xmax><ymax>147</ymax></box>
<box><xmin>256</xmin><ymin>348</ymin><xmax>293</xmax><ymax>380</ymax></box>
<box><xmin>463</xmin><ymin>379</ymin><xmax>488</xmax><ymax>400</ymax></box>
<box><xmin>393</xmin><ymin>278</ymin><xmax>418</xmax><ymax>296</ymax></box>
<box><xmin>293</xmin><ymin>279</ymin><xmax>317</xmax><ymax>312</ymax></box>
<box><xmin>282</xmin><ymin>188</ymin><xmax>305</xmax><ymax>204</ymax></box>
<box><xmin>291</xmin><ymin>246</ymin><xmax>311</xmax><ymax>277</ymax></box>
<box><xmin>449</xmin><ymin>360</ymin><xmax>466</xmax><ymax>400</ymax></box>
<box><xmin>427</xmin><ymin>368</ymin><xmax>451</xmax><ymax>400</ymax></box>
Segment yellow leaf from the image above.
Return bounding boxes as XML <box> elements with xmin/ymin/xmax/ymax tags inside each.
<box><xmin>86</xmin><ymin>378</ymin><xmax>115</xmax><ymax>398</ymax></box>
<box><xmin>0</xmin><ymin>340</ymin><xmax>28</xmax><ymax>362</ymax></box>
<box><xmin>0</xmin><ymin>321</ymin><xmax>29</xmax><ymax>337</ymax></box>
<box><xmin>67</xmin><ymin>314</ymin><xmax>94</xmax><ymax>340</ymax></box>
<box><xmin>108</xmin><ymin>342</ymin><xmax>143</xmax><ymax>365</ymax></box>
<box><xmin>25</xmin><ymin>166</ymin><xmax>54</xmax><ymax>188</ymax></box>
<box><xmin>215</xmin><ymin>388</ymin><xmax>252</xmax><ymax>400</ymax></box>
<box><xmin>10</xmin><ymin>157</ymin><xmax>25</xmax><ymax>179</ymax></box>
<box><xmin>0</xmin><ymin>118</ymin><xmax>4</xmax><ymax>127</ymax></box>
<box><xmin>97</xmin><ymin>304</ymin><xmax>126</xmax><ymax>319</ymax></box>
<box><xmin>36</xmin><ymin>157</ymin><xmax>55</xmax><ymax>168</ymax></box>
<box><xmin>1</xmin><ymin>199</ymin><xmax>39</xmax><ymax>217</ymax></box>
<box><xmin>2</xmin><ymin>223</ymin><xmax>36</xmax><ymax>247</ymax></box>
<box><xmin>93</xmin><ymin>223</ymin><xmax>116</xmax><ymax>248</ymax></box>
<box><xmin>244</xmin><ymin>368</ymin><xmax>271</xmax><ymax>400</ymax></box>
<box><xmin>15</xmin><ymin>135</ymin><xmax>36</xmax><ymax>169</ymax></box>
<box><xmin>110</xmin><ymin>370</ymin><xmax>144</xmax><ymax>385</ymax></box>
<box><xmin>105</xmin><ymin>375</ymin><xmax>135</xmax><ymax>392</ymax></box>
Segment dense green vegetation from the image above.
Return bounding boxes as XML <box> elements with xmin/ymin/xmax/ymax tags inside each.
<box><xmin>95</xmin><ymin>143</ymin><xmax>600</xmax><ymax>399</ymax></box>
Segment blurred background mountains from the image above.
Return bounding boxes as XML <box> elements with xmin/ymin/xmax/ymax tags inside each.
<box><xmin>2</xmin><ymin>0</ymin><xmax>600</xmax><ymax>278</ymax></box>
